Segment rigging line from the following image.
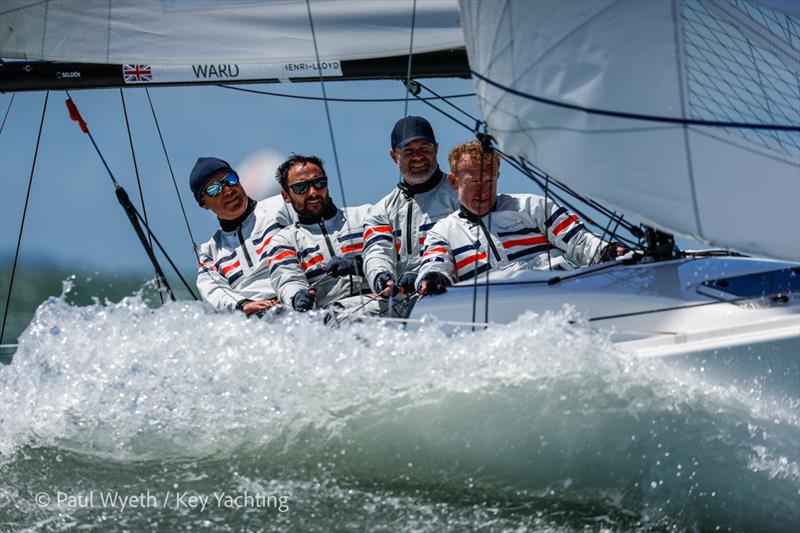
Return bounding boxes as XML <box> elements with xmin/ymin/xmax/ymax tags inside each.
<box><xmin>1</xmin><ymin>91</ymin><xmax>48</xmax><ymax>346</ymax></box>
<box><xmin>65</xmin><ymin>90</ymin><xmax>119</xmax><ymax>188</ymax></box>
<box><xmin>305</xmin><ymin>0</ymin><xmax>365</xmax><ymax>302</ymax></box>
<box><xmin>144</xmin><ymin>97</ymin><xmax>196</xmax><ymax>246</ymax></box>
<box><xmin>411</xmin><ymin>87</ymin><xmax>642</xmax><ymax>247</ymax></box>
<box><xmin>64</xmin><ymin>91</ymin><xmax>183</xmax><ymax>301</ymax></box>
<box><xmin>545</xmin><ymin>173</ymin><xmax>552</xmax><ymax>270</ymax></box>
<box><xmin>418</xmin><ymin>86</ymin><xmax>640</xmax><ymax>238</ymax></box>
<box><xmin>144</xmin><ymin>88</ymin><xmax>201</xmax><ymax>263</ymax></box>
<box><xmin>217</xmin><ymin>84</ymin><xmax>476</xmax><ymax>102</ymax></box>
<box><xmin>413</xmin><ymin>79</ymin><xmax>481</xmax><ymax>124</ymax></box>
<box><xmin>514</xmin><ymin>154</ymin><xmax>638</xmax><ymax>234</ymax></box>
<box><xmin>471</xmin><ymin>70</ymin><xmax>800</xmax><ymax>131</ymax></box>
<box><xmin>482</xmin><ymin>149</ymin><xmax>492</xmax><ymax>328</ymax></box>
<box><xmin>402</xmin><ymin>0</ymin><xmax>418</xmax><ymax>119</ymax></box>
<box><xmin>509</xmin><ymin>155</ymin><xmax>639</xmax><ymax>249</ymax></box>
<box><xmin>130</xmin><ymin>208</ymin><xmax>198</xmax><ymax>300</ymax></box>
<box><xmin>305</xmin><ymin>0</ymin><xmax>351</xmax><ymax>224</ymax></box>
<box><xmin>412</xmin><ymin>91</ymin><xmax>475</xmax><ymax>131</ymax></box>
<box><xmin>511</xmin><ymin>155</ymin><xmax>639</xmax><ymax>246</ymax></box>
<box><xmin>0</xmin><ymin>93</ymin><xmax>16</xmax><ymax>136</ymax></box>
<box><xmin>412</xmin><ymin>89</ymin><xmax>636</xmax><ymax>241</ymax></box>
<box><xmin>120</xmin><ymin>88</ymin><xmax>163</xmax><ymax>304</ymax></box>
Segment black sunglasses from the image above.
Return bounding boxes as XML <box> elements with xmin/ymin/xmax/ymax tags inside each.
<box><xmin>204</xmin><ymin>172</ymin><xmax>239</xmax><ymax>197</ymax></box>
<box><xmin>289</xmin><ymin>176</ymin><xmax>328</xmax><ymax>195</ymax></box>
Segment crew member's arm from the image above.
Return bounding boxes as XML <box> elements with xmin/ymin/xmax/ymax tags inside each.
<box><xmin>415</xmin><ymin>225</ymin><xmax>455</xmax><ymax>295</ymax></box>
<box><xmin>266</xmin><ymin>229</ymin><xmax>315</xmax><ymax>311</ymax></box>
<box><xmin>532</xmin><ymin>198</ymin><xmax>607</xmax><ymax>267</ymax></box>
<box><xmin>196</xmin><ymin>245</ymin><xmax>248</xmax><ymax>312</ymax></box>
<box><xmin>362</xmin><ymin>202</ymin><xmax>399</xmax><ymax>294</ymax></box>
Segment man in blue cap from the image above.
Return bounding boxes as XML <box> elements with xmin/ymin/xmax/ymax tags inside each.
<box><xmin>190</xmin><ymin>157</ymin><xmax>294</xmax><ymax>315</ymax></box>
<box><xmin>362</xmin><ymin>116</ymin><xmax>459</xmax><ymax>301</ymax></box>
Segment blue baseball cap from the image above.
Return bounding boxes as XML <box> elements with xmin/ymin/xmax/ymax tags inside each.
<box><xmin>190</xmin><ymin>157</ymin><xmax>233</xmax><ymax>204</ymax></box>
<box><xmin>391</xmin><ymin>116</ymin><xmax>436</xmax><ymax>150</ymax></box>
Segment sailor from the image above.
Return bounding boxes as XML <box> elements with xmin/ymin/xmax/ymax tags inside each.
<box><xmin>191</xmin><ymin>157</ymin><xmax>295</xmax><ymax>315</ymax></box>
<box><xmin>267</xmin><ymin>154</ymin><xmax>375</xmax><ymax>314</ymax></box>
<box><xmin>417</xmin><ymin>141</ymin><xmax>627</xmax><ymax>295</ymax></box>
<box><xmin>362</xmin><ymin>116</ymin><xmax>459</xmax><ymax>298</ymax></box>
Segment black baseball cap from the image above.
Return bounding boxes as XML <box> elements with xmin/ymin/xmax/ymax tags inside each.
<box><xmin>391</xmin><ymin>116</ymin><xmax>436</xmax><ymax>149</ymax></box>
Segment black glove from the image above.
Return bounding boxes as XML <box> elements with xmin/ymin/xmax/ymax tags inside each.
<box><xmin>291</xmin><ymin>289</ymin><xmax>316</xmax><ymax>312</ymax></box>
<box><xmin>420</xmin><ymin>271</ymin><xmax>449</xmax><ymax>295</ymax></box>
<box><xmin>598</xmin><ymin>242</ymin><xmax>628</xmax><ymax>262</ymax></box>
<box><xmin>323</xmin><ymin>256</ymin><xmax>357</xmax><ymax>277</ymax></box>
<box><xmin>373</xmin><ymin>271</ymin><xmax>399</xmax><ymax>296</ymax></box>
<box><xmin>397</xmin><ymin>271</ymin><xmax>418</xmax><ymax>294</ymax></box>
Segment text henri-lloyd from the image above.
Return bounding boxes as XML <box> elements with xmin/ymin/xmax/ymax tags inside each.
<box><xmin>52</xmin><ymin>490</ymin><xmax>289</xmax><ymax>512</ymax></box>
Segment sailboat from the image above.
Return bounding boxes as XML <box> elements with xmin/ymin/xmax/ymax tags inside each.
<box><xmin>2</xmin><ymin>0</ymin><xmax>798</xmax><ymax>369</ymax></box>
<box><xmin>1</xmin><ymin>2</ymin><xmax>799</xmax><ymax>529</ymax></box>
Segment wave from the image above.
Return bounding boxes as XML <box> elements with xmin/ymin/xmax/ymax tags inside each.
<box><xmin>0</xmin><ymin>284</ymin><xmax>798</xmax><ymax>530</ymax></box>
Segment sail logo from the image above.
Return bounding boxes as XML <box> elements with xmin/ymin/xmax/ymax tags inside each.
<box><xmin>123</xmin><ymin>65</ymin><xmax>152</xmax><ymax>83</ymax></box>
<box><xmin>284</xmin><ymin>61</ymin><xmax>340</xmax><ymax>73</ymax></box>
<box><xmin>56</xmin><ymin>71</ymin><xmax>81</xmax><ymax>80</ymax></box>
<box><xmin>191</xmin><ymin>64</ymin><xmax>240</xmax><ymax>79</ymax></box>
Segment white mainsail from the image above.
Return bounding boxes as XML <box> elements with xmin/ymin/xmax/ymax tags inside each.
<box><xmin>0</xmin><ymin>0</ymin><xmax>464</xmax><ymax>65</ymax></box>
<box><xmin>460</xmin><ymin>0</ymin><xmax>800</xmax><ymax>261</ymax></box>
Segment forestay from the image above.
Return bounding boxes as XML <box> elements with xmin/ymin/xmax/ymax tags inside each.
<box><xmin>460</xmin><ymin>0</ymin><xmax>800</xmax><ymax>261</ymax></box>
<box><xmin>0</xmin><ymin>0</ymin><xmax>464</xmax><ymax>82</ymax></box>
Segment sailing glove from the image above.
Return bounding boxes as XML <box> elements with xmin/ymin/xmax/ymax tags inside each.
<box><xmin>292</xmin><ymin>289</ymin><xmax>316</xmax><ymax>312</ymax></box>
<box><xmin>397</xmin><ymin>272</ymin><xmax>418</xmax><ymax>294</ymax></box>
<box><xmin>324</xmin><ymin>256</ymin><xmax>357</xmax><ymax>277</ymax></box>
<box><xmin>598</xmin><ymin>242</ymin><xmax>628</xmax><ymax>262</ymax></box>
<box><xmin>420</xmin><ymin>271</ymin><xmax>450</xmax><ymax>295</ymax></box>
<box><xmin>373</xmin><ymin>272</ymin><xmax>399</xmax><ymax>296</ymax></box>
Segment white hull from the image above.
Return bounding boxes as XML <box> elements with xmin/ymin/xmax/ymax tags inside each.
<box><xmin>408</xmin><ymin>256</ymin><xmax>800</xmax><ymax>391</ymax></box>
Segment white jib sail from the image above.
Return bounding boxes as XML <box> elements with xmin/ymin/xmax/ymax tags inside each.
<box><xmin>0</xmin><ymin>0</ymin><xmax>464</xmax><ymax>65</ymax></box>
<box><xmin>460</xmin><ymin>0</ymin><xmax>800</xmax><ymax>261</ymax></box>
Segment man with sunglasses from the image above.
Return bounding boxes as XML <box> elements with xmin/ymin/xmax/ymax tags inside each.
<box><xmin>362</xmin><ymin>116</ymin><xmax>459</xmax><ymax>300</ymax></box>
<box><xmin>268</xmin><ymin>154</ymin><xmax>376</xmax><ymax>315</ymax></box>
<box><xmin>190</xmin><ymin>157</ymin><xmax>294</xmax><ymax>315</ymax></box>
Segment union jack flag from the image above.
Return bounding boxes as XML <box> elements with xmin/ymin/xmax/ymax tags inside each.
<box><xmin>123</xmin><ymin>64</ymin><xmax>152</xmax><ymax>83</ymax></box>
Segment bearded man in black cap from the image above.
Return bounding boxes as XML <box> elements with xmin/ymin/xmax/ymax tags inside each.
<box><xmin>190</xmin><ymin>157</ymin><xmax>294</xmax><ymax>315</ymax></box>
<box><xmin>362</xmin><ymin>116</ymin><xmax>459</xmax><ymax>298</ymax></box>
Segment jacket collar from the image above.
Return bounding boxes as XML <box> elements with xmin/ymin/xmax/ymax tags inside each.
<box><xmin>397</xmin><ymin>167</ymin><xmax>444</xmax><ymax>198</ymax></box>
<box><xmin>218</xmin><ymin>198</ymin><xmax>256</xmax><ymax>232</ymax></box>
<box><xmin>458</xmin><ymin>201</ymin><xmax>497</xmax><ymax>223</ymax></box>
<box><xmin>297</xmin><ymin>199</ymin><xmax>338</xmax><ymax>225</ymax></box>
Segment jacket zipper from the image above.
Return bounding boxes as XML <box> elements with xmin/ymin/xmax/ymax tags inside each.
<box><xmin>319</xmin><ymin>219</ymin><xmax>357</xmax><ymax>296</ymax></box>
<box><xmin>237</xmin><ymin>227</ymin><xmax>254</xmax><ymax>267</ymax></box>
<box><xmin>405</xmin><ymin>199</ymin><xmax>414</xmax><ymax>254</ymax></box>
<box><xmin>476</xmin><ymin>219</ymin><xmax>501</xmax><ymax>261</ymax></box>
<box><xmin>319</xmin><ymin>221</ymin><xmax>336</xmax><ymax>256</ymax></box>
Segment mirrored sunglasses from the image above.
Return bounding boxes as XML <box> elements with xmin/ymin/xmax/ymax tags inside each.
<box><xmin>289</xmin><ymin>176</ymin><xmax>328</xmax><ymax>195</ymax></box>
<box><xmin>204</xmin><ymin>172</ymin><xmax>240</xmax><ymax>197</ymax></box>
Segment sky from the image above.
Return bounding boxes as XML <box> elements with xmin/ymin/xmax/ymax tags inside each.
<box><xmin>1</xmin><ymin>77</ymin><xmax>541</xmax><ymax>275</ymax></box>
<box><xmin>1</xmin><ymin>73</ymin><xmax>713</xmax><ymax>279</ymax></box>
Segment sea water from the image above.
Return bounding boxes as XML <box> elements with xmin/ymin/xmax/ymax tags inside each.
<box><xmin>0</xmin><ymin>282</ymin><xmax>798</xmax><ymax>531</ymax></box>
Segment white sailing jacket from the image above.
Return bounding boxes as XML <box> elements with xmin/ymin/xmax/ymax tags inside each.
<box><xmin>267</xmin><ymin>203</ymin><xmax>372</xmax><ymax>309</ymax></box>
<box><xmin>196</xmin><ymin>195</ymin><xmax>295</xmax><ymax>310</ymax></box>
<box><xmin>362</xmin><ymin>168</ymin><xmax>459</xmax><ymax>290</ymax></box>
<box><xmin>417</xmin><ymin>194</ymin><xmax>608</xmax><ymax>286</ymax></box>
